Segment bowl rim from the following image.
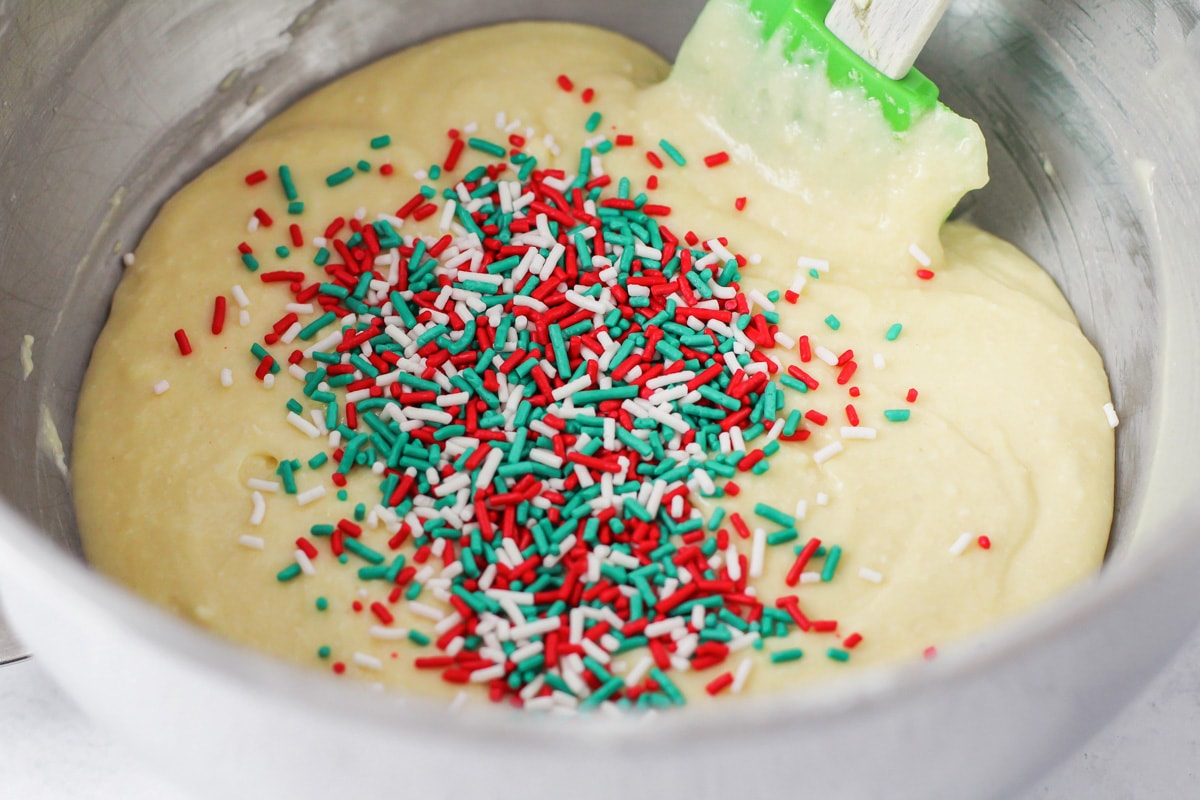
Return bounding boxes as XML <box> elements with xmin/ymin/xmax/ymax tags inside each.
<box><xmin>3</xmin><ymin>493</ymin><xmax>1199</xmax><ymax>748</ymax></box>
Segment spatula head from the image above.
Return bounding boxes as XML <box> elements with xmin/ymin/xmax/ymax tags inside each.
<box><xmin>745</xmin><ymin>0</ymin><xmax>941</xmax><ymax>131</ymax></box>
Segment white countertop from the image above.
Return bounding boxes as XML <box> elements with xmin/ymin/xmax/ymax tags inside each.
<box><xmin>3</xmin><ymin>627</ymin><xmax>1200</xmax><ymax>798</ymax></box>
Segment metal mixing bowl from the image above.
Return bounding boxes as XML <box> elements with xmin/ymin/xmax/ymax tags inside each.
<box><xmin>2</xmin><ymin>1</ymin><xmax>1199</xmax><ymax>797</ymax></box>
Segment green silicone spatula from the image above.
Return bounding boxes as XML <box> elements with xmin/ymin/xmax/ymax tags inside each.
<box><xmin>744</xmin><ymin>0</ymin><xmax>953</xmax><ymax>131</ymax></box>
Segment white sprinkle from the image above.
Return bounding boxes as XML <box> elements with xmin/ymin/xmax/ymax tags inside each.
<box><xmin>800</xmin><ymin>571</ymin><xmax>822</xmax><ymax>584</ymax></box>
<box><xmin>814</xmin><ymin>345</ymin><xmax>839</xmax><ymax>366</ymax></box>
<box><xmin>122</xmin><ymin>252</ymin><xmax>136</xmax><ymax>267</ymax></box>
<box><xmin>408</xmin><ymin>602</ymin><xmax>446</xmax><ymax>622</ymax></box>
<box><xmin>152</xmin><ymin>380</ymin><xmax>170</xmax><ymax>395</ymax></box>
<box><xmin>949</xmin><ymin>532</ymin><xmax>974</xmax><ymax>556</ymax></box>
<box><xmin>644</xmin><ymin>617</ymin><xmax>686</xmax><ymax>638</ymax></box>
<box><xmin>247</xmin><ymin>215</ymin><xmax>259</xmax><ymax>233</ymax></box>
<box><xmin>813</xmin><ymin>441</ymin><xmax>844</xmax><ymax>465</ymax></box>
<box><xmin>231</xmin><ymin>285</ymin><xmax>250</xmax><ymax>308</ymax></box>
<box><xmin>470</xmin><ymin>664</ymin><xmax>507</xmax><ymax>683</ymax></box>
<box><xmin>747</xmin><ymin>289</ymin><xmax>776</xmax><ymax>312</ymax></box>
<box><xmin>731</xmin><ymin>657</ymin><xmax>753</xmax><ymax>694</ymax></box>
<box><xmin>841</xmin><ymin>426</ymin><xmax>878</xmax><ymax>440</ymax></box>
<box><xmin>873</xmin><ymin>353</ymin><xmax>886</xmax><ymax>370</ymax></box>
<box><xmin>626</xmin><ymin>655</ymin><xmax>654</xmax><ymax>687</ymax></box>
<box><xmin>262</xmin><ymin>373</ymin><xmax>275</xmax><ymax>389</ymax></box>
<box><xmin>296</xmin><ymin>485</ymin><xmax>326</xmax><ymax>506</ymax></box>
<box><xmin>797</xmin><ymin>256</ymin><xmax>830</xmax><ymax>272</ymax></box>
<box><xmin>750</xmin><ymin>528</ymin><xmax>766</xmax><ymax>579</ymax></box>
<box><xmin>794</xmin><ymin>500</ymin><xmax>808</xmax><ymax>520</ymax></box>
<box><xmin>1103</xmin><ymin>402</ymin><xmax>1119</xmax><ymax>429</ymax></box>
<box><xmin>858</xmin><ymin>567</ymin><xmax>884</xmax><ymax>584</ymax></box>
<box><xmin>246</xmin><ymin>478</ymin><xmax>279</xmax><ymax>493</ymax></box>
<box><xmin>239</xmin><ymin>309</ymin><xmax>251</xmax><ymax>327</ymax></box>
<box><xmin>508</xmin><ymin>617</ymin><xmax>562</xmax><ymax>640</ymax></box>
<box><xmin>286</xmin><ymin>411</ymin><xmax>321</xmax><ymax>438</ymax></box>
<box><xmin>909</xmin><ymin>242</ymin><xmax>933</xmax><ymax>267</ymax></box>
<box><xmin>237</xmin><ymin>535</ymin><xmax>264</xmax><ymax>550</ymax></box>
<box><xmin>816</xmin><ymin>492</ymin><xmax>829</xmax><ymax>506</ymax></box>
<box><xmin>369</xmin><ymin>626</ymin><xmax>411</xmax><ymax>640</ymax></box>
<box><xmin>249</xmin><ymin>491</ymin><xmax>266</xmax><ymax>526</ymax></box>
<box><xmin>295</xmin><ymin>549</ymin><xmax>316</xmax><ymax>576</ymax></box>
<box><xmin>353</xmin><ymin>652</ymin><xmax>383</xmax><ymax>672</ymax></box>
<box><xmin>220</xmin><ymin>368</ymin><xmax>233</xmax><ymax>387</ymax></box>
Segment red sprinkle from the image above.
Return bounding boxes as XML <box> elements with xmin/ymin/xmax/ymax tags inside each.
<box><xmin>615</xmin><ymin>134</ymin><xmax>634</xmax><ymax>147</ymax></box>
<box><xmin>253</xmin><ymin>208</ymin><xmax>274</xmax><ymax>228</ymax></box>
<box><xmin>978</xmin><ymin>536</ymin><xmax>992</xmax><ymax>550</ymax></box>
<box><xmin>907</xmin><ymin>388</ymin><xmax>919</xmax><ymax>403</ymax></box>
<box><xmin>211</xmin><ymin>296</ymin><xmax>227</xmax><ymax>335</ymax></box>
<box><xmin>916</xmin><ymin>268</ymin><xmax>935</xmax><ymax>280</ymax></box>
<box><xmin>734</xmin><ymin>197</ymin><xmax>747</xmax><ymax>211</ymax></box>
<box><xmin>704</xmin><ymin>151</ymin><xmax>731</xmax><ymax>168</ymax></box>
<box><xmin>646</xmin><ymin>151</ymin><xmax>665</xmax><ymax>169</ymax></box>
<box><xmin>289</xmin><ymin>223</ymin><xmax>304</xmax><ymax>248</ymax></box>
<box><xmin>556</xmin><ymin>74</ymin><xmax>575</xmax><ymax>92</ymax></box>
<box><xmin>924</xmin><ymin>646</ymin><xmax>938</xmax><ymax>660</ymax></box>
<box><xmin>244</xmin><ymin>169</ymin><xmax>268</xmax><ymax>186</ymax></box>
<box><xmin>705</xmin><ymin>672</ymin><xmax>734</xmax><ymax>696</ymax></box>
<box><xmin>843</xmin><ymin>633</ymin><xmax>863</xmax><ymax>649</ymax></box>
<box><xmin>581</xmin><ymin>87</ymin><xmax>595</xmax><ymax>104</ymax></box>
<box><xmin>380</xmin><ymin>163</ymin><xmax>394</xmax><ymax>176</ymax></box>
<box><xmin>845</xmin><ymin>404</ymin><xmax>859</xmax><ymax>426</ymax></box>
<box><xmin>174</xmin><ymin>329</ymin><xmax>192</xmax><ymax>356</ymax></box>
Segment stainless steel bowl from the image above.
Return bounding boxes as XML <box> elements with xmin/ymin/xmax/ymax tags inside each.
<box><xmin>2</xmin><ymin>1</ymin><xmax>1199</xmax><ymax>797</ymax></box>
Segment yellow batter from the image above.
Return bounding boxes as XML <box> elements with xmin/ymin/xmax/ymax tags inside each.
<box><xmin>74</xmin><ymin>2</ymin><xmax>1114</xmax><ymax>707</ymax></box>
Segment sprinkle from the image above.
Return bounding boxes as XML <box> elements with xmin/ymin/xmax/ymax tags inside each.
<box><xmin>978</xmin><ymin>535</ymin><xmax>992</xmax><ymax>550</ymax></box>
<box><xmin>770</xmin><ymin>649</ymin><xmax>804</xmax><ymax>664</ymax></box>
<box><xmin>326</xmin><ymin>167</ymin><xmax>355</xmax><ymax>187</ymax></box>
<box><xmin>812</xmin><ymin>441</ymin><xmax>844</xmax><ymax>465</ymax></box>
<box><xmin>731</xmin><ymin>658</ymin><xmax>753</xmax><ymax>693</ymax></box>
<box><xmin>658</xmin><ymin>139</ymin><xmax>686</xmax><ymax>166</ymax></box>
<box><xmin>704</xmin><ymin>151</ymin><xmax>730</xmax><ymax>168</ymax></box>
<box><xmin>827</xmin><ymin>648</ymin><xmax>850</xmax><ymax>663</ymax></box>
<box><xmin>884</xmin><ymin>409</ymin><xmax>911</xmax><ymax>422</ymax></box>
<box><xmin>249</xmin><ymin>491</ymin><xmax>266</xmax><ymax>526</ymax></box>
<box><xmin>238</xmin><ymin>535</ymin><xmax>265</xmax><ymax>550</ymax></box>
<box><xmin>824</xmin><ymin>315</ymin><xmax>841</xmax><ymax>331</ymax></box>
<box><xmin>949</xmin><ymin>532</ymin><xmax>973</xmax><ymax>556</ymax></box>
<box><xmin>1103</xmin><ymin>402</ymin><xmax>1119</xmax><ymax>428</ymax></box>
<box><xmin>152</xmin><ymin>380</ymin><xmax>170</xmax><ymax>395</ymax></box>
<box><xmin>858</xmin><ymin>567</ymin><xmax>884</xmax><ymax>584</ymax></box>
<box><xmin>122</xmin><ymin>252</ymin><xmax>135</xmax><ymax>267</ymax></box>
<box><xmin>231</xmin><ymin>285</ymin><xmax>250</xmax><ymax>308</ymax></box>
<box><xmin>909</xmin><ymin>243</ymin><xmax>932</xmax><ymax>267</ymax></box>
<box><xmin>370</xmin><ymin>135</ymin><xmax>391</xmax><ymax>149</ymax></box>
<box><xmin>296</xmin><ymin>485</ymin><xmax>326</xmax><ymax>506</ymax></box>
<box><xmin>174</xmin><ymin>329</ymin><xmax>192</xmax><ymax>356</ymax></box>
<box><xmin>885</xmin><ymin>323</ymin><xmax>903</xmax><ymax>341</ymax></box>
<box><xmin>244</xmin><ymin>169</ymin><xmax>268</xmax><ymax>186</ymax></box>
<box><xmin>354</xmin><ymin>652</ymin><xmax>383</xmax><ymax>672</ymax></box>
<box><xmin>556</xmin><ymin>74</ymin><xmax>575</xmax><ymax>92</ymax></box>
<box><xmin>916</xmin><ymin>268</ymin><xmax>936</xmax><ymax>280</ymax></box>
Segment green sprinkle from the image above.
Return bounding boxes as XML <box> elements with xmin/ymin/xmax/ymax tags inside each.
<box><xmin>770</xmin><ymin>649</ymin><xmax>804</xmax><ymax>664</ymax></box>
<box><xmin>659</xmin><ymin>138</ymin><xmax>687</xmax><ymax>167</ymax></box>
<box><xmin>754</xmin><ymin>502</ymin><xmax>794</xmax><ymax>528</ymax></box>
<box><xmin>278</xmin><ymin>165</ymin><xmax>298</xmax><ymax>201</ymax></box>
<box><xmin>766</xmin><ymin>528</ymin><xmax>799</xmax><ymax>546</ymax></box>
<box><xmin>886</xmin><ymin>323</ymin><xmax>904</xmax><ymax>341</ymax></box>
<box><xmin>585</xmin><ymin>111</ymin><xmax>603</xmax><ymax>133</ymax></box>
<box><xmin>370</xmin><ymin>134</ymin><xmax>392</xmax><ymax>149</ymax></box>
<box><xmin>325</xmin><ymin>167</ymin><xmax>355</xmax><ymax>187</ymax></box>
<box><xmin>276</xmin><ymin>563</ymin><xmax>302</xmax><ymax>582</ymax></box>
<box><xmin>315</xmin><ymin>597</ymin><xmax>328</xmax><ymax>611</ymax></box>
<box><xmin>241</xmin><ymin>253</ymin><xmax>259</xmax><ymax>272</ymax></box>
<box><xmin>825</xmin><ymin>314</ymin><xmax>841</xmax><ymax>331</ymax></box>
<box><xmin>275</xmin><ymin>246</ymin><xmax>290</xmax><ymax>259</ymax></box>
<box><xmin>408</xmin><ymin>630</ymin><xmax>431</xmax><ymax>646</ymax></box>
<box><xmin>287</xmin><ymin>201</ymin><xmax>304</xmax><ymax>215</ymax></box>
<box><xmin>827</xmin><ymin>648</ymin><xmax>850</xmax><ymax>663</ymax></box>
<box><xmin>884</xmin><ymin>409</ymin><xmax>912</xmax><ymax>422</ymax></box>
<box><xmin>317</xmin><ymin>645</ymin><xmax>331</xmax><ymax>659</ymax></box>
<box><xmin>821</xmin><ymin>545</ymin><xmax>843</xmax><ymax>582</ymax></box>
<box><xmin>356</xmin><ymin>159</ymin><xmax>371</xmax><ymax>172</ymax></box>
<box><xmin>467</xmin><ymin>137</ymin><xmax>507</xmax><ymax>158</ymax></box>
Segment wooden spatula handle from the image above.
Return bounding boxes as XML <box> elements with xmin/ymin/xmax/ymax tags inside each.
<box><xmin>825</xmin><ymin>0</ymin><xmax>953</xmax><ymax>80</ymax></box>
